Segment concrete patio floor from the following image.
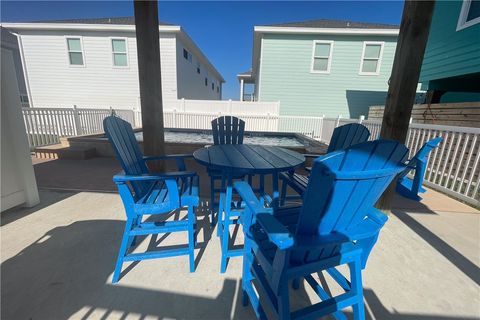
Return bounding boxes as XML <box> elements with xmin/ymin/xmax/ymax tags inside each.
<box><xmin>1</xmin><ymin>157</ymin><xmax>479</xmax><ymax>319</ymax></box>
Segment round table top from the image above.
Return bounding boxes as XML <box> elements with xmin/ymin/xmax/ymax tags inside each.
<box><xmin>193</xmin><ymin>144</ymin><xmax>305</xmax><ymax>174</ymax></box>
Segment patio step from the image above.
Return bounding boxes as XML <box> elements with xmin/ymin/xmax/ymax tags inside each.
<box><xmin>34</xmin><ymin>144</ymin><xmax>96</xmax><ymax>160</ymax></box>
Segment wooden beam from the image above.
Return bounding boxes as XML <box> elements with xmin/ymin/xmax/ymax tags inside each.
<box><xmin>377</xmin><ymin>0</ymin><xmax>436</xmax><ymax>210</ymax></box>
<box><xmin>134</xmin><ymin>0</ymin><xmax>165</xmax><ymax>171</ymax></box>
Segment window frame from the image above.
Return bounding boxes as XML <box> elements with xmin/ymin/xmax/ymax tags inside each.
<box><xmin>110</xmin><ymin>37</ymin><xmax>129</xmax><ymax>68</ymax></box>
<box><xmin>457</xmin><ymin>0</ymin><xmax>480</xmax><ymax>31</ymax></box>
<box><xmin>358</xmin><ymin>41</ymin><xmax>384</xmax><ymax>76</ymax></box>
<box><xmin>183</xmin><ymin>48</ymin><xmax>192</xmax><ymax>63</ymax></box>
<box><xmin>310</xmin><ymin>40</ymin><xmax>334</xmax><ymax>74</ymax></box>
<box><xmin>65</xmin><ymin>36</ymin><xmax>85</xmax><ymax>67</ymax></box>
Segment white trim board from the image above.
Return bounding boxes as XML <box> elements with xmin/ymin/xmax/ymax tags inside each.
<box><xmin>254</xmin><ymin>26</ymin><xmax>399</xmax><ymax>36</ymax></box>
<box><xmin>456</xmin><ymin>0</ymin><xmax>480</xmax><ymax>31</ymax></box>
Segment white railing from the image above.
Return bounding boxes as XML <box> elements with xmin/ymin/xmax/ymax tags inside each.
<box><xmin>22</xmin><ymin>106</ymin><xmax>479</xmax><ymax>206</ymax></box>
<box><xmin>22</xmin><ymin>106</ymin><xmax>135</xmax><ymax>148</ymax></box>
<box><xmin>403</xmin><ymin>123</ymin><xmax>479</xmax><ymax>206</ymax></box>
<box><xmin>163</xmin><ymin>98</ymin><xmax>279</xmax><ymax>115</ymax></box>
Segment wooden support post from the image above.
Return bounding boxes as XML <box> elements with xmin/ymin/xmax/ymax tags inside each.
<box><xmin>377</xmin><ymin>0</ymin><xmax>436</xmax><ymax>211</ymax></box>
<box><xmin>134</xmin><ymin>0</ymin><xmax>165</xmax><ymax>172</ymax></box>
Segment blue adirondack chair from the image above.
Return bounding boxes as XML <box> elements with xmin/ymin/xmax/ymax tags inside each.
<box><xmin>280</xmin><ymin>123</ymin><xmax>370</xmax><ymax>205</ymax></box>
<box><xmin>234</xmin><ymin>140</ymin><xmax>407</xmax><ymax>320</ymax></box>
<box><xmin>208</xmin><ymin>116</ymin><xmax>246</xmax><ymax>224</ymax></box>
<box><xmin>103</xmin><ymin>116</ymin><xmax>199</xmax><ymax>283</ymax></box>
<box><xmin>396</xmin><ymin>137</ymin><xmax>442</xmax><ymax>201</ymax></box>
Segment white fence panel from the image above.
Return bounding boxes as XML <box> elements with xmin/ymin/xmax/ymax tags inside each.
<box><xmin>406</xmin><ymin>123</ymin><xmax>479</xmax><ymax>206</ymax></box>
<box><xmin>22</xmin><ymin>107</ymin><xmax>135</xmax><ymax>148</ymax></box>
<box><xmin>278</xmin><ymin>116</ymin><xmax>324</xmax><ymax>139</ymax></box>
<box><xmin>22</xmin><ymin>106</ymin><xmax>479</xmax><ymax>206</ymax></box>
<box><xmin>163</xmin><ymin>98</ymin><xmax>280</xmax><ymax>115</ymax></box>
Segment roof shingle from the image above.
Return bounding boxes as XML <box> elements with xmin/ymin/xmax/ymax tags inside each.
<box><xmin>30</xmin><ymin>16</ymin><xmax>172</xmax><ymax>26</ymax></box>
<box><xmin>266</xmin><ymin>19</ymin><xmax>398</xmax><ymax>29</ymax></box>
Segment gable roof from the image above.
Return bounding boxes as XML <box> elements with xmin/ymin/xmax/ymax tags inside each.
<box><xmin>29</xmin><ymin>16</ymin><xmax>173</xmax><ymax>26</ymax></box>
<box><xmin>266</xmin><ymin>19</ymin><xmax>398</xmax><ymax>29</ymax></box>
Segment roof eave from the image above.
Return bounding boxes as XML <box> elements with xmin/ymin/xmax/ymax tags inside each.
<box><xmin>254</xmin><ymin>26</ymin><xmax>399</xmax><ymax>35</ymax></box>
<box><xmin>0</xmin><ymin>22</ymin><xmax>181</xmax><ymax>33</ymax></box>
<box><xmin>176</xmin><ymin>29</ymin><xmax>225</xmax><ymax>83</ymax></box>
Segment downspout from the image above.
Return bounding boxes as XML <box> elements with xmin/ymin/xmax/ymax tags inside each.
<box><xmin>11</xmin><ymin>31</ymin><xmax>34</xmax><ymax>107</ymax></box>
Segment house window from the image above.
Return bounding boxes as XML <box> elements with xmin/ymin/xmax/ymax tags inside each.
<box><xmin>196</xmin><ymin>61</ymin><xmax>201</xmax><ymax>74</ymax></box>
<box><xmin>111</xmin><ymin>39</ymin><xmax>128</xmax><ymax>67</ymax></box>
<box><xmin>457</xmin><ymin>0</ymin><xmax>480</xmax><ymax>30</ymax></box>
<box><xmin>217</xmin><ymin>86</ymin><xmax>219</xmax><ymax>93</ymax></box>
<box><xmin>66</xmin><ymin>38</ymin><xmax>84</xmax><ymax>66</ymax></box>
<box><xmin>311</xmin><ymin>40</ymin><xmax>333</xmax><ymax>73</ymax></box>
<box><xmin>212</xmin><ymin>82</ymin><xmax>215</xmax><ymax>90</ymax></box>
<box><xmin>359</xmin><ymin>42</ymin><xmax>384</xmax><ymax>75</ymax></box>
<box><xmin>183</xmin><ymin>48</ymin><xmax>192</xmax><ymax>62</ymax></box>
<box><xmin>205</xmin><ymin>78</ymin><xmax>208</xmax><ymax>86</ymax></box>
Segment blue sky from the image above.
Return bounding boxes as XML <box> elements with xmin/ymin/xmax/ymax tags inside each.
<box><xmin>1</xmin><ymin>1</ymin><xmax>404</xmax><ymax>100</ymax></box>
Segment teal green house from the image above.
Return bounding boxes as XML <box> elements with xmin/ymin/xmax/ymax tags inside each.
<box><xmin>238</xmin><ymin>20</ymin><xmax>399</xmax><ymax>118</ymax></box>
<box><xmin>420</xmin><ymin>0</ymin><xmax>480</xmax><ymax>103</ymax></box>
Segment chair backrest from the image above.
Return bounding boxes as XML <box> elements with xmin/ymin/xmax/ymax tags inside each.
<box><xmin>327</xmin><ymin>123</ymin><xmax>371</xmax><ymax>153</ymax></box>
<box><xmin>411</xmin><ymin>137</ymin><xmax>442</xmax><ymax>164</ymax></box>
<box><xmin>103</xmin><ymin>116</ymin><xmax>151</xmax><ymax>198</ymax></box>
<box><xmin>293</xmin><ymin>140</ymin><xmax>408</xmax><ymax>262</ymax></box>
<box><xmin>211</xmin><ymin>116</ymin><xmax>245</xmax><ymax>145</ymax></box>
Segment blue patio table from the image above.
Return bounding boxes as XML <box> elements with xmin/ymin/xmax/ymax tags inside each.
<box><xmin>193</xmin><ymin>144</ymin><xmax>305</xmax><ymax>273</ymax></box>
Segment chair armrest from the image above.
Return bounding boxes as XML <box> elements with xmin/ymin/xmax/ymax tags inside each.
<box><xmin>302</xmin><ymin>153</ymin><xmax>323</xmax><ymax>158</ymax></box>
<box><xmin>256</xmin><ymin>213</ymin><xmax>294</xmax><ymax>250</ymax></box>
<box><xmin>143</xmin><ymin>154</ymin><xmax>193</xmax><ymax>171</ymax></box>
<box><xmin>366</xmin><ymin>207</ymin><xmax>388</xmax><ymax>226</ymax></box>
<box><xmin>143</xmin><ymin>154</ymin><xmax>193</xmax><ymax>161</ymax></box>
<box><xmin>336</xmin><ymin>208</ymin><xmax>388</xmax><ymax>242</ymax></box>
<box><xmin>234</xmin><ymin>181</ymin><xmax>272</xmax><ymax>214</ymax></box>
<box><xmin>295</xmin><ymin>233</ymin><xmax>349</xmax><ymax>249</ymax></box>
<box><xmin>113</xmin><ymin>171</ymin><xmax>197</xmax><ymax>183</ymax></box>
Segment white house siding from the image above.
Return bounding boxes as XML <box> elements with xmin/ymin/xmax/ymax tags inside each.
<box><xmin>176</xmin><ymin>38</ymin><xmax>222</xmax><ymax>101</ymax></box>
<box><xmin>17</xmin><ymin>30</ymin><xmax>178</xmax><ymax>109</ymax></box>
<box><xmin>258</xmin><ymin>34</ymin><xmax>397</xmax><ymax>118</ymax></box>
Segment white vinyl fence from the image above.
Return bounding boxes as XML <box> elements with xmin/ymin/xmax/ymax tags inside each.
<box><xmin>22</xmin><ymin>106</ymin><xmax>134</xmax><ymax>148</ymax></box>
<box><xmin>22</xmin><ymin>106</ymin><xmax>479</xmax><ymax>206</ymax></box>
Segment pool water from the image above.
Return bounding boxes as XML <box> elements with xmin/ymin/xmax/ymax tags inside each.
<box><xmin>134</xmin><ymin>131</ymin><xmax>304</xmax><ymax>147</ymax></box>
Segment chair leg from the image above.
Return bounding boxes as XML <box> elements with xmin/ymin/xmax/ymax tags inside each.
<box><xmin>292</xmin><ymin>278</ymin><xmax>300</xmax><ymax>290</ymax></box>
<box><xmin>350</xmin><ymin>257</ymin><xmax>365</xmax><ymax>320</ymax></box>
<box><xmin>187</xmin><ymin>205</ymin><xmax>196</xmax><ymax>273</ymax></box>
<box><xmin>278</xmin><ymin>283</ymin><xmax>291</xmax><ymax>320</ymax></box>
<box><xmin>220</xmin><ymin>183</ymin><xmax>233</xmax><ymax>273</ymax></box>
<box><xmin>220</xmin><ymin>212</ymin><xmax>230</xmax><ymax>273</ymax></box>
<box><xmin>210</xmin><ymin>176</ymin><xmax>215</xmax><ymax>226</ymax></box>
<box><xmin>280</xmin><ymin>179</ymin><xmax>287</xmax><ymax>207</ymax></box>
<box><xmin>217</xmin><ymin>176</ymin><xmax>226</xmax><ymax>237</ymax></box>
<box><xmin>112</xmin><ymin>217</ymin><xmax>134</xmax><ymax>283</ymax></box>
<box><xmin>129</xmin><ymin>215</ymin><xmax>142</xmax><ymax>247</ymax></box>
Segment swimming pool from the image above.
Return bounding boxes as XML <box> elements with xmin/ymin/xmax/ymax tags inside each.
<box><xmin>134</xmin><ymin>131</ymin><xmax>304</xmax><ymax>147</ymax></box>
<box><xmin>66</xmin><ymin>128</ymin><xmax>327</xmax><ymax>157</ymax></box>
